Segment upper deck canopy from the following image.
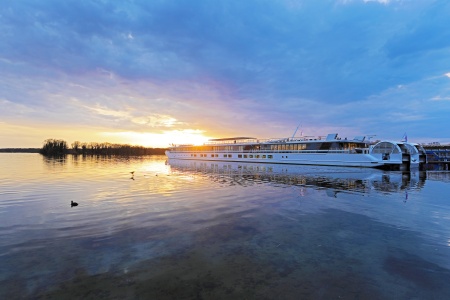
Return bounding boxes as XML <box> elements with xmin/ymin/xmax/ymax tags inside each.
<box><xmin>208</xmin><ymin>137</ymin><xmax>256</xmax><ymax>141</ymax></box>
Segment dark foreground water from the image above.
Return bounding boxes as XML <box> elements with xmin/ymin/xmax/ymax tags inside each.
<box><xmin>1</xmin><ymin>154</ymin><xmax>450</xmax><ymax>299</ymax></box>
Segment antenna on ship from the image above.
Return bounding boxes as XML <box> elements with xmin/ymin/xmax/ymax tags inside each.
<box><xmin>291</xmin><ymin>123</ymin><xmax>302</xmax><ymax>140</ymax></box>
<box><xmin>401</xmin><ymin>132</ymin><xmax>408</xmax><ymax>142</ymax></box>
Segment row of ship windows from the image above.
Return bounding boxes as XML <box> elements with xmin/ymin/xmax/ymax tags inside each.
<box><xmin>175</xmin><ymin>144</ymin><xmax>307</xmax><ymax>152</ymax></box>
<box><xmin>192</xmin><ymin>154</ymin><xmax>275</xmax><ymax>159</ymax></box>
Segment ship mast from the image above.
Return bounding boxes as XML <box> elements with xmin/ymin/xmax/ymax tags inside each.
<box><xmin>291</xmin><ymin>123</ymin><xmax>302</xmax><ymax>139</ymax></box>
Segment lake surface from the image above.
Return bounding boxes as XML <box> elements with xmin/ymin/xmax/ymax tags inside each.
<box><xmin>1</xmin><ymin>154</ymin><xmax>450</xmax><ymax>299</ymax></box>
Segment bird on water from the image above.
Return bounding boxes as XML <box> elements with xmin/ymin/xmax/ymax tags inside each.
<box><xmin>71</xmin><ymin>201</ymin><xmax>78</xmax><ymax>207</ymax></box>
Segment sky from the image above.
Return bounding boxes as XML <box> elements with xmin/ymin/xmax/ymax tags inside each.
<box><xmin>1</xmin><ymin>0</ymin><xmax>450</xmax><ymax>148</ymax></box>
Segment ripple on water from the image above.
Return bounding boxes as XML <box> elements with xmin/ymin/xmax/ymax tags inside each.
<box><xmin>1</xmin><ymin>155</ymin><xmax>450</xmax><ymax>299</ymax></box>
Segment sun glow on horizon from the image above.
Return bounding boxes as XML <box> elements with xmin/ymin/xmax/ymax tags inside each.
<box><xmin>100</xmin><ymin>129</ymin><xmax>212</xmax><ymax>148</ymax></box>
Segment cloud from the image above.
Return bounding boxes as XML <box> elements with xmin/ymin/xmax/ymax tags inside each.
<box><xmin>1</xmin><ymin>0</ymin><xmax>450</xmax><ymax>146</ymax></box>
<box><xmin>431</xmin><ymin>96</ymin><xmax>450</xmax><ymax>101</ymax></box>
<box><xmin>363</xmin><ymin>0</ymin><xmax>391</xmax><ymax>4</ymax></box>
<box><xmin>131</xmin><ymin>115</ymin><xmax>178</xmax><ymax>127</ymax></box>
<box><xmin>84</xmin><ymin>104</ymin><xmax>130</xmax><ymax>118</ymax></box>
<box><xmin>2</xmin><ymin>0</ymin><xmax>449</xmax><ymax>104</ymax></box>
<box><xmin>0</xmin><ymin>1</ymin><xmax>391</xmax><ymax>101</ymax></box>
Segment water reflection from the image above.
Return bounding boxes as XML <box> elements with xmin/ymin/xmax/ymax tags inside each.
<box><xmin>167</xmin><ymin>159</ymin><xmax>427</xmax><ymax>197</ymax></box>
<box><xmin>1</xmin><ymin>155</ymin><xmax>450</xmax><ymax>299</ymax></box>
<box><xmin>427</xmin><ymin>171</ymin><xmax>450</xmax><ymax>182</ymax></box>
<box><xmin>42</xmin><ymin>154</ymin><xmax>67</xmax><ymax>166</ymax></box>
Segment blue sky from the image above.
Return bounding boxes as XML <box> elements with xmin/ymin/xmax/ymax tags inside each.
<box><xmin>1</xmin><ymin>0</ymin><xmax>450</xmax><ymax>147</ymax></box>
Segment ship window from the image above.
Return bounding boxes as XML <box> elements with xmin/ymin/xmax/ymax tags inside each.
<box><xmin>238</xmin><ymin>154</ymin><xmax>242</xmax><ymax>158</ymax></box>
<box><xmin>223</xmin><ymin>154</ymin><xmax>227</xmax><ymax>158</ymax></box>
<box><xmin>262</xmin><ymin>155</ymin><xmax>266</xmax><ymax>158</ymax></box>
<box><xmin>372</xmin><ymin>142</ymin><xmax>400</xmax><ymax>154</ymax></box>
<box><xmin>256</xmin><ymin>155</ymin><xmax>260</xmax><ymax>158</ymax></box>
<box><xmin>319</xmin><ymin>143</ymin><xmax>331</xmax><ymax>150</ymax></box>
<box><xmin>250</xmin><ymin>155</ymin><xmax>254</xmax><ymax>158</ymax></box>
<box><xmin>228</xmin><ymin>154</ymin><xmax>232</xmax><ymax>158</ymax></box>
<box><xmin>268</xmin><ymin>155</ymin><xmax>273</xmax><ymax>159</ymax></box>
<box><xmin>244</xmin><ymin>155</ymin><xmax>248</xmax><ymax>158</ymax></box>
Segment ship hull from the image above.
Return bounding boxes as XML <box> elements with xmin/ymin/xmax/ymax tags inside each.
<box><xmin>165</xmin><ymin>150</ymin><xmax>401</xmax><ymax>168</ymax></box>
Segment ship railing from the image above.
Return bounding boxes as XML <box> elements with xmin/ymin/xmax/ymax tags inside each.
<box><xmin>202</xmin><ymin>136</ymin><xmax>332</xmax><ymax>145</ymax></box>
<box><xmin>426</xmin><ymin>149</ymin><xmax>450</xmax><ymax>161</ymax></box>
<box><xmin>204</xmin><ymin>139</ymin><xmax>258</xmax><ymax>145</ymax></box>
<box><xmin>261</xmin><ymin>137</ymin><xmax>327</xmax><ymax>143</ymax></box>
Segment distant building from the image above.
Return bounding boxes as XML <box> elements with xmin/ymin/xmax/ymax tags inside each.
<box><xmin>428</xmin><ymin>142</ymin><xmax>441</xmax><ymax>146</ymax></box>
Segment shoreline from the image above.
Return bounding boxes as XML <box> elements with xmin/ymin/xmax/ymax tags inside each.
<box><xmin>0</xmin><ymin>148</ymin><xmax>40</xmax><ymax>153</ymax></box>
<box><xmin>0</xmin><ymin>148</ymin><xmax>168</xmax><ymax>155</ymax></box>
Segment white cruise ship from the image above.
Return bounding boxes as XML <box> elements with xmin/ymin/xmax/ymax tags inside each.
<box><xmin>165</xmin><ymin>133</ymin><xmax>427</xmax><ymax>170</ymax></box>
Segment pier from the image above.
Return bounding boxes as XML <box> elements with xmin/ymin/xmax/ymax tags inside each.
<box><xmin>426</xmin><ymin>149</ymin><xmax>450</xmax><ymax>170</ymax></box>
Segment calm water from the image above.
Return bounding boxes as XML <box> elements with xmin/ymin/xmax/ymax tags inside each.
<box><xmin>1</xmin><ymin>154</ymin><xmax>450</xmax><ymax>299</ymax></box>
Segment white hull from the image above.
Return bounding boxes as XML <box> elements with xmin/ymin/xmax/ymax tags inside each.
<box><xmin>165</xmin><ymin>151</ymin><xmax>401</xmax><ymax>168</ymax></box>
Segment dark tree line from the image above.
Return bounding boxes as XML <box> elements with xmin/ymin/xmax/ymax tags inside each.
<box><xmin>40</xmin><ymin>139</ymin><xmax>166</xmax><ymax>156</ymax></box>
<box><xmin>40</xmin><ymin>139</ymin><xmax>68</xmax><ymax>156</ymax></box>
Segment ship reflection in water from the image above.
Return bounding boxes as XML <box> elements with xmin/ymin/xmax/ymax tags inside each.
<box><xmin>165</xmin><ymin>159</ymin><xmax>450</xmax><ymax>300</ymax></box>
<box><xmin>167</xmin><ymin>159</ymin><xmax>427</xmax><ymax>198</ymax></box>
